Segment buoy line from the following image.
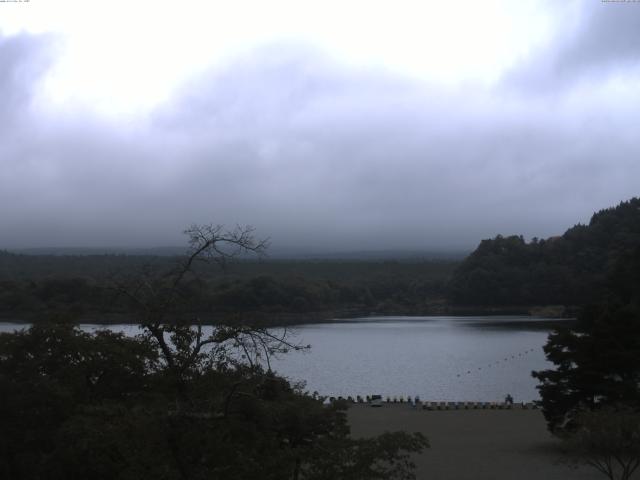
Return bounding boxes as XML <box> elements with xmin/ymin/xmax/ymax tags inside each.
<box><xmin>455</xmin><ymin>348</ymin><xmax>538</xmax><ymax>378</ymax></box>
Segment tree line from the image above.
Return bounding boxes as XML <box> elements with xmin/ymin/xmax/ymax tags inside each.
<box><xmin>0</xmin><ymin>253</ymin><xmax>455</xmax><ymax>323</ymax></box>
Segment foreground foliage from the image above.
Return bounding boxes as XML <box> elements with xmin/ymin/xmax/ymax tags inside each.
<box><xmin>0</xmin><ymin>323</ymin><xmax>427</xmax><ymax>480</ymax></box>
<box><xmin>0</xmin><ymin>225</ymin><xmax>428</xmax><ymax>480</ymax></box>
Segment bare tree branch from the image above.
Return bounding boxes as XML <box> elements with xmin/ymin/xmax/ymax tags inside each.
<box><xmin>105</xmin><ymin>224</ymin><xmax>306</xmax><ymax>413</ymax></box>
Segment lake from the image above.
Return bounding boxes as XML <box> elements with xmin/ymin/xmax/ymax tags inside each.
<box><xmin>0</xmin><ymin>316</ymin><xmax>563</xmax><ymax>402</ymax></box>
<box><xmin>270</xmin><ymin>316</ymin><xmax>561</xmax><ymax>402</ymax></box>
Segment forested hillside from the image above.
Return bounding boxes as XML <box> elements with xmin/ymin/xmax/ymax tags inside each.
<box><xmin>449</xmin><ymin>197</ymin><xmax>640</xmax><ymax>307</ymax></box>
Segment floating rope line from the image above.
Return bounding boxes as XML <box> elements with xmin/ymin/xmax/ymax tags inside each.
<box><xmin>455</xmin><ymin>347</ymin><xmax>539</xmax><ymax>378</ymax></box>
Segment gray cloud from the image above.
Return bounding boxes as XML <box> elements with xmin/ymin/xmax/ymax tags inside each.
<box><xmin>0</xmin><ymin>33</ymin><xmax>52</xmax><ymax>116</ymax></box>
<box><xmin>1</xmin><ymin>11</ymin><xmax>639</xmax><ymax>252</ymax></box>
<box><xmin>559</xmin><ymin>3</ymin><xmax>640</xmax><ymax>74</ymax></box>
<box><xmin>505</xmin><ymin>2</ymin><xmax>640</xmax><ymax>91</ymax></box>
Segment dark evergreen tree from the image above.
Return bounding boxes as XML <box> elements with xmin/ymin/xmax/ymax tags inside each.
<box><xmin>532</xmin><ymin>244</ymin><xmax>640</xmax><ymax>433</ymax></box>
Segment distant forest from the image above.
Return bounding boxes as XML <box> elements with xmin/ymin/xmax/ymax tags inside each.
<box><xmin>450</xmin><ymin>197</ymin><xmax>640</xmax><ymax>308</ymax></box>
<box><xmin>0</xmin><ymin>254</ymin><xmax>456</xmax><ymax>323</ymax></box>
<box><xmin>1</xmin><ymin>197</ymin><xmax>639</xmax><ymax>323</ymax></box>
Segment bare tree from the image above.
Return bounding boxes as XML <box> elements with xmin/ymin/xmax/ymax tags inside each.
<box><xmin>110</xmin><ymin>224</ymin><xmax>306</xmax><ymax>402</ymax></box>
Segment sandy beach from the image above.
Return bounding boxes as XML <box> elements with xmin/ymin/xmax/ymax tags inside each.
<box><xmin>348</xmin><ymin>403</ymin><xmax>629</xmax><ymax>480</ymax></box>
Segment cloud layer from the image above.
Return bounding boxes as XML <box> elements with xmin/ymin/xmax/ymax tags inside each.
<box><xmin>2</xmin><ymin>2</ymin><xmax>640</xmax><ymax>251</ymax></box>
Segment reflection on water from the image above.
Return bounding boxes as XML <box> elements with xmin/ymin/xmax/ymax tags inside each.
<box><xmin>0</xmin><ymin>316</ymin><xmax>567</xmax><ymax>402</ymax></box>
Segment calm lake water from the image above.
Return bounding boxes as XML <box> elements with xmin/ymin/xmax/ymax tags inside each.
<box><xmin>0</xmin><ymin>316</ymin><xmax>562</xmax><ymax>402</ymax></box>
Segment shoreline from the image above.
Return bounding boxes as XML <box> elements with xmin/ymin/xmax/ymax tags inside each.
<box><xmin>0</xmin><ymin>307</ymin><xmax>577</xmax><ymax>327</ymax></box>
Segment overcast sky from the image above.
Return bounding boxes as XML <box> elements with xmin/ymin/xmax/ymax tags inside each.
<box><xmin>1</xmin><ymin>0</ymin><xmax>639</xmax><ymax>251</ymax></box>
